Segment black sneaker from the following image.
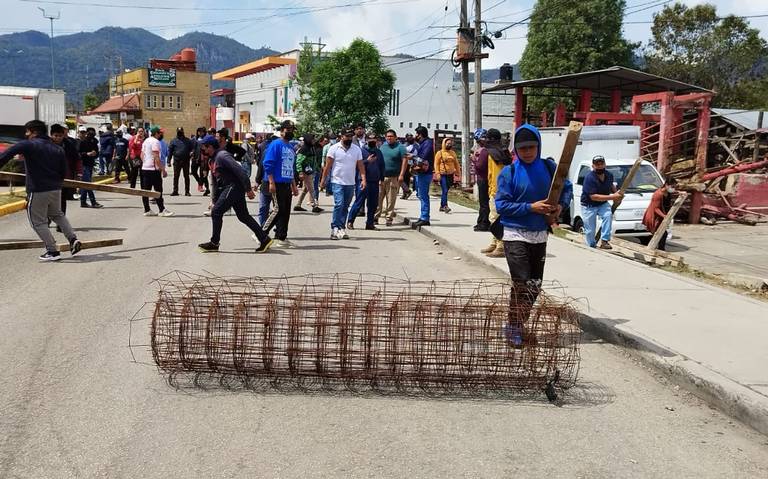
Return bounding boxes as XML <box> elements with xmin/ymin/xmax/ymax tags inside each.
<box><xmin>92</xmin><ymin>203</ymin><xmax>104</xmax><ymax>209</ymax></box>
<box><xmin>203</xmin><ymin>191</ymin><xmax>210</xmax><ymax>197</ymax></box>
<box><xmin>39</xmin><ymin>250</ymin><xmax>61</xmax><ymax>262</ymax></box>
<box><xmin>80</xmin><ymin>203</ymin><xmax>91</xmax><ymax>208</ymax></box>
<box><xmin>198</xmin><ymin>241</ymin><xmax>219</xmax><ymax>252</ymax></box>
<box><xmin>413</xmin><ymin>220</ymin><xmax>431</xmax><ymax>227</ymax></box>
<box><xmin>170</xmin><ymin>192</ymin><xmax>179</xmax><ymax>197</ymax></box>
<box><xmin>293</xmin><ymin>206</ymin><xmax>307</xmax><ymax>212</ymax></box>
<box><xmin>70</xmin><ymin>238</ymin><xmax>82</xmax><ymax>256</ymax></box>
<box><xmin>365</xmin><ymin>225</ymin><xmax>378</xmax><ymax>230</ymax></box>
<box><xmin>184</xmin><ymin>192</ymin><xmax>191</xmax><ymax>196</ymax></box>
<box><xmin>311</xmin><ymin>206</ymin><xmax>324</xmax><ymax>213</ymax></box>
<box><xmin>255</xmin><ymin>237</ymin><xmax>274</xmax><ymax>253</ymax></box>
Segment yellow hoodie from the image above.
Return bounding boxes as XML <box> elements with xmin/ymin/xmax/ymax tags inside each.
<box><xmin>434</xmin><ymin>138</ymin><xmax>461</xmax><ymax>176</ymax></box>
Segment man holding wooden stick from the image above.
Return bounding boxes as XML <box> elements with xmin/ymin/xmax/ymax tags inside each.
<box><xmin>0</xmin><ymin>120</ymin><xmax>82</xmax><ymax>261</ymax></box>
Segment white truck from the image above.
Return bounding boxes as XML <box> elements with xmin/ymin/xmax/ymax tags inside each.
<box><xmin>538</xmin><ymin>125</ymin><xmax>665</xmax><ymax>242</ymax></box>
<box><xmin>0</xmin><ymin>86</ymin><xmax>66</xmax><ymax>139</ymax></box>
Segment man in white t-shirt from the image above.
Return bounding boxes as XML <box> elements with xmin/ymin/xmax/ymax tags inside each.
<box><xmin>320</xmin><ymin>127</ymin><xmax>366</xmax><ymax>240</ymax></box>
<box><xmin>140</xmin><ymin>126</ymin><xmax>173</xmax><ymax>217</ymax></box>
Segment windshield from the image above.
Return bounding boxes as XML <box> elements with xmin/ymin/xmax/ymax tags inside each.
<box><xmin>607</xmin><ymin>164</ymin><xmax>662</xmax><ymax>193</ymax></box>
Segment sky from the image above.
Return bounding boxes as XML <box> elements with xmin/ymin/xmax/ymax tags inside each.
<box><xmin>2</xmin><ymin>0</ymin><xmax>767</xmax><ymax>69</ymax></box>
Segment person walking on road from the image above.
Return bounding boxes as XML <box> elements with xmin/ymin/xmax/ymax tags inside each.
<box><xmin>481</xmin><ymin>128</ymin><xmax>511</xmax><ymax>257</ymax></box>
<box><xmin>495</xmin><ymin>123</ymin><xmax>572</xmax><ymax>346</ymax></box>
<box><xmin>581</xmin><ymin>155</ymin><xmax>622</xmax><ymax>249</ymax></box>
<box><xmin>642</xmin><ymin>176</ymin><xmax>677</xmax><ymax>251</ymax></box>
<box><xmin>140</xmin><ymin>126</ymin><xmax>173</xmax><ymax>217</ymax></box>
<box><xmin>191</xmin><ymin>127</ymin><xmax>209</xmax><ymax>194</ymax></box>
<box><xmin>98</xmin><ymin>124</ymin><xmax>116</xmax><ymax>175</ymax></box>
<box><xmin>241</xmin><ymin>133</ymin><xmax>256</xmax><ymax>179</ymax></box>
<box><xmin>0</xmin><ymin>120</ymin><xmax>82</xmax><ymax>261</ymax></box>
<box><xmin>197</xmin><ymin>135</ymin><xmax>273</xmax><ymax>254</ymax></box>
<box><xmin>375</xmin><ymin>129</ymin><xmax>408</xmax><ymax>226</ymax></box>
<box><xmin>435</xmin><ymin>137</ymin><xmax>461</xmax><ymax>214</ymax></box>
<box><xmin>294</xmin><ymin>133</ymin><xmax>324</xmax><ymax>213</ymax></box>
<box><xmin>168</xmin><ymin>127</ymin><xmax>195</xmax><ymax>196</ymax></box>
<box><xmin>113</xmin><ymin>130</ymin><xmax>130</xmax><ymax>184</ymax></box>
<box><xmin>261</xmin><ymin>120</ymin><xmax>299</xmax><ymax>247</ymax></box>
<box><xmin>348</xmin><ymin>132</ymin><xmax>385</xmax><ymax>231</ymax></box>
<box><xmin>78</xmin><ymin>127</ymin><xmax>103</xmax><ymax>209</ymax></box>
<box><xmin>127</xmin><ymin>127</ymin><xmax>144</xmax><ymax>189</ymax></box>
<box><xmin>50</xmin><ymin>124</ymin><xmax>81</xmax><ymax>218</ymax></box>
<box><xmin>472</xmin><ymin>128</ymin><xmax>490</xmax><ymax>231</ymax></box>
<box><xmin>321</xmin><ymin>127</ymin><xmax>366</xmax><ymax>240</ymax></box>
<box><xmin>412</xmin><ymin>126</ymin><xmax>435</xmax><ymax>227</ymax></box>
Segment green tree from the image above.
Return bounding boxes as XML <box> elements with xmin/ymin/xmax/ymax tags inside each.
<box><xmin>294</xmin><ymin>43</ymin><xmax>322</xmax><ymax>135</ymax></box>
<box><xmin>644</xmin><ymin>3</ymin><xmax>768</xmax><ymax>108</ymax></box>
<box><xmin>82</xmin><ymin>80</ymin><xmax>110</xmax><ymax>112</ymax></box>
<box><xmin>83</xmin><ymin>93</ymin><xmax>100</xmax><ymax>111</ymax></box>
<box><xmin>519</xmin><ymin>0</ymin><xmax>637</xmax><ymax>111</ymax></box>
<box><xmin>309</xmin><ymin>39</ymin><xmax>395</xmax><ymax>133</ymax></box>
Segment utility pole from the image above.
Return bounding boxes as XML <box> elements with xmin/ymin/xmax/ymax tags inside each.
<box><xmin>474</xmin><ymin>0</ymin><xmax>483</xmax><ymax>131</ymax></box>
<box><xmin>38</xmin><ymin>7</ymin><xmax>60</xmax><ymax>89</ymax></box>
<box><xmin>460</xmin><ymin>0</ymin><xmax>471</xmax><ymax>186</ymax></box>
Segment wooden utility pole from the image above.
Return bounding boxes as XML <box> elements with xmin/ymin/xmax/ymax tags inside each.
<box><xmin>474</xmin><ymin>0</ymin><xmax>482</xmax><ymax>131</ymax></box>
<box><xmin>460</xmin><ymin>0</ymin><xmax>471</xmax><ymax>186</ymax></box>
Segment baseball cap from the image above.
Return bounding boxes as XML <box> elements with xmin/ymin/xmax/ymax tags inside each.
<box><xmin>200</xmin><ymin>134</ymin><xmax>218</xmax><ymax>147</ymax></box>
<box><xmin>149</xmin><ymin>126</ymin><xmax>162</xmax><ymax>135</ymax></box>
<box><xmin>78</xmin><ymin>126</ymin><xmax>87</xmax><ymax>132</ymax></box>
<box><xmin>341</xmin><ymin>127</ymin><xmax>354</xmax><ymax>136</ymax></box>
<box><xmin>473</xmin><ymin>128</ymin><xmax>487</xmax><ymax>140</ymax></box>
<box><xmin>245</xmin><ymin>133</ymin><xmax>254</xmax><ymax>140</ymax></box>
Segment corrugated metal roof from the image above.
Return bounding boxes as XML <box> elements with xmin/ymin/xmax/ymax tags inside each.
<box><xmin>712</xmin><ymin>108</ymin><xmax>768</xmax><ymax>131</ymax></box>
<box><xmin>90</xmin><ymin>94</ymin><xmax>141</xmax><ymax>113</ymax></box>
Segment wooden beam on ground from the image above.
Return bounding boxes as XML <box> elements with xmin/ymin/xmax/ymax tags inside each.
<box><xmin>646</xmin><ymin>193</ymin><xmax>687</xmax><ymax>251</ymax></box>
<box><xmin>0</xmin><ymin>172</ymin><xmax>161</xmax><ymax>199</ymax></box>
<box><xmin>596</xmin><ymin>158</ymin><xmax>643</xmax><ymax>242</ymax></box>
<box><xmin>0</xmin><ymin>238</ymin><xmax>123</xmax><ymax>251</ymax></box>
<box><xmin>546</xmin><ymin>121</ymin><xmax>583</xmax><ymax>206</ymax></box>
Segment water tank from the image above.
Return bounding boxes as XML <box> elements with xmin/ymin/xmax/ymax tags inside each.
<box><xmin>180</xmin><ymin>48</ymin><xmax>196</xmax><ymax>62</ymax></box>
<box><xmin>170</xmin><ymin>54</ymin><xmax>182</xmax><ymax>62</ymax></box>
<box><xmin>499</xmin><ymin>63</ymin><xmax>514</xmax><ymax>82</ymax></box>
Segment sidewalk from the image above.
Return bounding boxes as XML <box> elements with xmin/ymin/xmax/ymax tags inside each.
<box><xmin>393</xmin><ymin>194</ymin><xmax>768</xmax><ymax>436</ymax></box>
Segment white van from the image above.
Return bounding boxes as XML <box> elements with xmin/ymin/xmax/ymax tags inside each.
<box><xmin>537</xmin><ymin>125</ymin><xmax>665</xmax><ymax>241</ymax></box>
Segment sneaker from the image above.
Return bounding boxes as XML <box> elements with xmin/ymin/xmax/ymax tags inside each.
<box><xmin>330</xmin><ymin>228</ymin><xmax>340</xmax><ymax>240</ymax></box>
<box><xmin>480</xmin><ymin>242</ymin><xmax>497</xmax><ymax>254</ymax></box>
<box><xmin>73</xmin><ymin>193</ymin><xmax>80</xmax><ymax>200</ymax></box>
<box><xmin>198</xmin><ymin>241</ymin><xmax>219</xmax><ymax>252</ymax></box>
<box><xmin>185</xmin><ymin>192</ymin><xmax>191</xmax><ymax>197</ymax></box>
<box><xmin>403</xmin><ymin>191</ymin><xmax>412</xmax><ymax>200</ymax></box>
<box><xmin>197</xmin><ymin>184</ymin><xmax>204</xmax><ymax>192</ymax></box>
<box><xmin>203</xmin><ymin>210</ymin><xmax>212</xmax><ymax>216</ymax></box>
<box><xmin>170</xmin><ymin>192</ymin><xmax>179</xmax><ymax>197</ymax></box>
<box><xmin>413</xmin><ymin>219</ymin><xmax>431</xmax><ymax>227</ymax></box>
<box><xmin>143</xmin><ymin>210</ymin><xmax>158</xmax><ymax>217</ymax></box>
<box><xmin>598</xmin><ymin>241</ymin><xmax>613</xmax><ymax>250</ymax></box>
<box><xmin>503</xmin><ymin>324</ymin><xmax>524</xmax><ymax>348</ymax></box>
<box><xmin>486</xmin><ymin>245</ymin><xmax>505</xmax><ymax>258</ymax></box>
<box><xmin>341</xmin><ymin>229</ymin><xmax>349</xmax><ymax>239</ymax></box>
<box><xmin>365</xmin><ymin>225</ymin><xmax>378</xmax><ymax>231</ymax></box>
<box><xmin>311</xmin><ymin>206</ymin><xmax>324</xmax><ymax>213</ymax></box>
<box><xmin>444</xmin><ymin>206</ymin><xmax>451</xmax><ymax>213</ymax></box>
<box><xmin>346</xmin><ymin>222</ymin><xmax>355</xmax><ymax>230</ymax></box>
<box><xmin>203</xmin><ymin>191</ymin><xmax>210</xmax><ymax>197</ymax></box>
<box><xmin>80</xmin><ymin>203</ymin><xmax>91</xmax><ymax>208</ymax></box>
<box><xmin>69</xmin><ymin>238</ymin><xmax>82</xmax><ymax>256</ymax></box>
<box><xmin>158</xmin><ymin>210</ymin><xmax>175</xmax><ymax>217</ymax></box>
<box><xmin>255</xmin><ymin>238</ymin><xmax>274</xmax><ymax>253</ymax></box>
<box><xmin>385</xmin><ymin>219</ymin><xmax>393</xmax><ymax>227</ymax></box>
<box><xmin>92</xmin><ymin>203</ymin><xmax>104</xmax><ymax>208</ymax></box>
<box><xmin>272</xmin><ymin>239</ymin><xmax>289</xmax><ymax>248</ymax></box>
<box><xmin>39</xmin><ymin>250</ymin><xmax>61</xmax><ymax>262</ymax></box>
<box><xmin>293</xmin><ymin>205</ymin><xmax>307</xmax><ymax>212</ymax></box>
<box><xmin>474</xmin><ymin>224</ymin><xmax>490</xmax><ymax>232</ymax></box>
<box><xmin>439</xmin><ymin>205</ymin><xmax>446</xmax><ymax>212</ymax></box>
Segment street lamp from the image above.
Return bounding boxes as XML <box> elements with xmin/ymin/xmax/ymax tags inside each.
<box><xmin>37</xmin><ymin>7</ymin><xmax>59</xmax><ymax>89</ymax></box>
<box><xmin>1</xmin><ymin>49</ymin><xmax>24</xmax><ymax>85</ymax></box>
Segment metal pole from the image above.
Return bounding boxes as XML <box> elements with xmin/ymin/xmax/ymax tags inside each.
<box><xmin>38</xmin><ymin>8</ymin><xmax>59</xmax><ymax>89</ymax></box>
<box><xmin>474</xmin><ymin>0</ymin><xmax>482</xmax><ymax>131</ymax></box>
<box><xmin>460</xmin><ymin>0</ymin><xmax>471</xmax><ymax>186</ymax></box>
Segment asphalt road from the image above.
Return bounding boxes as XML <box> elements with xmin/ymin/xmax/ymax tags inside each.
<box><xmin>1</xmin><ymin>181</ymin><xmax>767</xmax><ymax>478</ymax></box>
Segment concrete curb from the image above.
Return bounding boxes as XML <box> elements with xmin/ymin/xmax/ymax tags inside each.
<box><xmin>399</xmin><ymin>214</ymin><xmax>768</xmax><ymax>437</ymax></box>
<box><xmin>0</xmin><ymin>176</ymin><xmax>122</xmax><ymax>219</ymax></box>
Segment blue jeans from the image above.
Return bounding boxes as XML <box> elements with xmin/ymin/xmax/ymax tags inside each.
<box><xmin>332</xmin><ymin>183</ymin><xmax>355</xmax><ymax>230</ymax></box>
<box><xmin>439</xmin><ymin>174</ymin><xmax>453</xmax><ymax>207</ymax></box>
<box><xmin>415</xmin><ymin>173</ymin><xmax>431</xmax><ymax>221</ymax></box>
<box><xmin>582</xmin><ymin>202</ymin><xmax>613</xmax><ymax>247</ymax></box>
<box><xmin>348</xmin><ymin>182</ymin><xmax>379</xmax><ymax>227</ymax></box>
<box><xmin>98</xmin><ymin>153</ymin><xmax>111</xmax><ymax>174</ymax></box>
<box><xmin>313</xmin><ymin>172</ymin><xmax>320</xmax><ymax>197</ymax></box>
<box><xmin>80</xmin><ymin>167</ymin><xmax>96</xmax><ymax>205</ymax></box>
<box><xmin>240</xmin><ymin>160</ymin><xmax>252</xmax><ymax>179</ymax></box>
<box><xmin>258</xmin><ymin>190</ymin><xmax>272</xmax><ymax>226</ymax></box>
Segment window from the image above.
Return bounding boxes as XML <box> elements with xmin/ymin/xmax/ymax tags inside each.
<box><xmin>176</xmin><ymin>96</ymin><xmax>182</xmax><ymax>110</ymax></box>
<box><xmin>387</xmin><ymin>89</ymin><xmax>401</xmax><ymax>116</ymax></box>
<box><xmin>427</xmin><ymin>123</ymin><xmax>431</xmax><ymax>129</ymax></box>
<box><xmin>399</xmin><ymin>122</ymin><xmax>404</xmax><ymax>128</ymax></box>
<box><xmin>409</xmin><ymin>122</ymin><xmax>413</xmax><ymax>128</ymax></box>
<box><xmin>160</xmin><ymin>95</ymin><xmax>166</xmax><ymax>109</ymax></box>
<box><xmin>145</xmin><ymin>95</ymin><xmax>151</xmax><ymax>109</ymax></box>
<box><xmin>453</xmin><ymin>124</ymin><xmax>458</xmax><ymax>130</ymax></box>
<box><xmin>577</xmin><ymin>166</ymin><xmax>591</xmax><ymax>186</ymax></box>
<box><xmin>445</xmin><ymin>124</ymin><xmax>449</xmax><ymax>130</ymax></box>
<box><xmin>152</xmin><ymin>95</ymin><xmax>158</xmax><ymax>109</ymax></box>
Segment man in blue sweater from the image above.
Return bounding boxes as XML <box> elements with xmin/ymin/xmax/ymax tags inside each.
<box><xmin>412</xmin><ymin>126</ymin><xmax>435</xmax><ymax>227</ymax></box>
<box><xmin>262</xmin><ymin>120</ymin><xmax>299</xmax><ymax>248</ymax></box>
<box><xmin>495</xmin><ymin>124</ymin><xmax>572</xmax><ymax>346</ymax></box>
<box><xmin>347</xmin><ymin>132</ymin><xmax>385</xmax><ymax>230</ymax></box>
<box><xmin>0</xmin><ymin>120</ymin><xmax>82</xmax><ymax>261</ymax></box>
<box><xmin>581</xmin><ymin>155</ymin><xmax>622</xmax><ymax>249</ymax></box>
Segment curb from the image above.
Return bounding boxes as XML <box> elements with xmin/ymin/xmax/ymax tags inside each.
<box><xmin>0</xmin><ymin>176</ymin><xmax>122</xmax><ymax>219</ymax></box>
<box><xmin>398</xmin><ymin>212</ymin><xmax>768</xmax><ymax>437</ymax></box>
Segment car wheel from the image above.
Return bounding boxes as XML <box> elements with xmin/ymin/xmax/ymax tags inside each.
<box><xmin>572</xmin><ymin>217</ymin><xmax>584</xmax><ymax>234</ymax></box>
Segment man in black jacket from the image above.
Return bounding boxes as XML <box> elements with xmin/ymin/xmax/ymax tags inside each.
<box><xmin>0</xmin><ymin>120</ymin><xmax>82</xmax><ymax>261</ymax></box>
<box><xmin>113</xmin><ymin>130</ymin><xmax>130</xmax><ymax>184</ymax></box>
<box><xmin>197</xmin><ymin>135</ymin><xmax>273</xmax><ymax>254</ymax></box>
<box><xmin>168</xmin><ymin>127</ymin><xmax>195</xmax><ymax>196</ymax></box>
<box><xmin>78</xmin><ymin>127</ymin><xmax>103</xmax><ymax>208</ymax></box>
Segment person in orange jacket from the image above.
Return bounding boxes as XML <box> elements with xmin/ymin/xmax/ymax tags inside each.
<box><xmin>434</xmin><ymin>137</ymin><xmax>461</xmax><ymax>213</ymax></box>
<box><xmin>642</xmin><ymin>176</ymin><xmax>677</xmax><ymax>250</ymax></box>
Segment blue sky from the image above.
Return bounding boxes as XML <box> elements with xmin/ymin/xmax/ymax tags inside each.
<box><xmin>4</xmin><ymin>0</ymin><xmax>767</xmax><ymax>68</ymax></box>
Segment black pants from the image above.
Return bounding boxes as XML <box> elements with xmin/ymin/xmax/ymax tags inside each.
<box><xmin>262</xmin><ymin>183</ymin><xmax>292</xmax><ymax>240</ymax></box>
<box><xmin>128</xmin><ymin>158</ymin><xmax>141</xmax><ymax>188</ymax></box>
<box><xmin>476</xmin><ymin>178</ymin><xmax>490</xmax><ymax>228</ymax></box>
<box><xmin>173</xmin><ymin>158</ymin><xmax>190</xmax><ymax>194</ymax></box>
<box><xmin>114</xmin><ymin>156</ymin><xmax>129</xmax><ymax>182</ymax></box>
<box><xmin>140</xmin><ymin>170</ymin><xmax>165</xmax><ymax>212</ymax></box>
<box><xmin>210</xmin><ymin>185</ymin><xmax>267</xmax><ymax>245</ymax></box>
<box><xmin>504</xmin><ymin>241</ymin><xmax>547</xmax><ymax>328</ymax></box>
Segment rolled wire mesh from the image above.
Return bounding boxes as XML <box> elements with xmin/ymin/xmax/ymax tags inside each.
<box><xmin>151</xmin><ymin>272</ymin><xmax>581</xmax><ymax>393</ymax></box>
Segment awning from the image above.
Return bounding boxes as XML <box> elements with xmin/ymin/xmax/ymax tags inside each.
<box><xmin>212</xmin><ymin>56</ymin><xmax>296</xmax><ymax>81</ymax></box>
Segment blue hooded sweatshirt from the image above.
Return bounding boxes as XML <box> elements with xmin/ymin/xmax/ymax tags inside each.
<box><xmin>495</xmin><ymin>124</ymin><xmax>573</xmax><ymax>232</ymax></box>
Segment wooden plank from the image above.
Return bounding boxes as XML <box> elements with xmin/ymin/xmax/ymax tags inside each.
<box><xmin>546</xmin><ymin>121</ymin><xmax>583</xmax><ymax>205</ymax></box>
<box><xmin>0</xmin><ymin>238</ymin><xmax>123</xmax><ymax>251</ymax></box>
<box><xmin>646</xmin><ymin>193</ymin><xmax>687</xmax><ymax>251</ymax></box>
<box><xmin>0</xmin><ymin>172</ymin><xmax>161</xmax><ymax>199</ymax></box>
<box><xmin>595</xmin><ymin>158</ymin><xmax>643</xmax><ymax>241</ymax></box>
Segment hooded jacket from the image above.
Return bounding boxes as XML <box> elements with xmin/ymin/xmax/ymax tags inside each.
<box><xmin>434</xmin><ymin>138</ymin><xmax>461</xmax><ymax>176</ymax></box>
<box><xmin>486</xmin><ymin>137</ymin><xmax>512</xmax><ymax>198</ymax></box>
<box><xmin>495</xmin><ymin>124</ymin><xmax>573</xmax><ymax>232</ymax></box>
<box><xmin>99</xmin><ymin>130</ymin><xmax>116</xmax><ymax>156</ymax></box>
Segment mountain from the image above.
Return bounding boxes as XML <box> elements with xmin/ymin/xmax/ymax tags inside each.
<box><xmin>0</xmin><ymin>28</ymin><xmax>278</xmax><ymax>109</ymax></box>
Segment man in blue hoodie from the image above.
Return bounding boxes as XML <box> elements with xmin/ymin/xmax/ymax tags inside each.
<box><xmin>262</xmin><ymin>120</ymin><xmax>299</xmax><ymax>248</ymax></box>
<box><xmin>98</xmin><ymin>124</ymin><xmax>116</xmax><ymax>175</ymax></box>
<box><xmin>495</xmin><ymin>124</ymin><xmax>572</xmax><ymax>346</ymax></box>
<box><xmin>412</xmin><ymin>126</ymin><xmax>435</xmax><ymax>227</ymax></box>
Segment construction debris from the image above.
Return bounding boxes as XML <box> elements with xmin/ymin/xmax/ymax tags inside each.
<box><xmin>0</xmin><ymin>238</ymin><xmax>123</xmax><ymax>251</ymax></box>
<box><xmin>150</xmin><ymin>272</ymin><xmax>581</xmax><ymax>395</ymax></box>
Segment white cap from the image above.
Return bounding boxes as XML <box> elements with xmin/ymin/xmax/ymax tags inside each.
<box><xmin>78</xmin><ymin>126</ymin><xmax>87</xmax><ymax>132</ymax></box>
<box><xmin>245</xmin><ymin>133</ymin><xmax>254</xmax><ymax>140</ymax></box>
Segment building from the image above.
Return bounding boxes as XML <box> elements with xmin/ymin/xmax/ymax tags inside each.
<box><xmin>213</xmin><ymin>50</ymin><xmax>515</xmax><ymax>136</ymax></box>
<box><xmin>91</xmin><ymin>48</ymin><xmax>211</xmax><ymax>133</ymax></box>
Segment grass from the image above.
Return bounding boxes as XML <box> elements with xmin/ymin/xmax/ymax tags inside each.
<box><xmin>659</xmin><ymin>263</ymin><xmax>768</xmax><ymax>303</ymax></box>
<box><xmin>0</xmin><ymin>191</ymin><xmax>25</xmax><ymax>207</ymax></box>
